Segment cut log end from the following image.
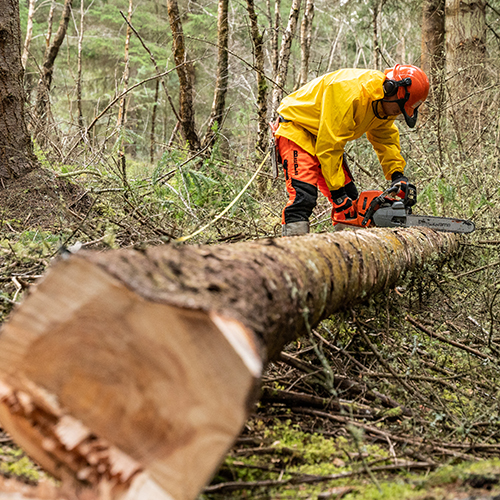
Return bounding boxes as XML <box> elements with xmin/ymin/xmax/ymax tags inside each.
<box><xmin>0</xmin><ymin>257</ymin><xmax>262</xmax><ymax>500</ymax></box>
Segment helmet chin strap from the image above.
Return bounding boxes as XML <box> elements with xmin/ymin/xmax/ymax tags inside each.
<box><xmin>372</xmin><ymin>100</ymin><xmax>390</xmax><ymax>120</ymax></box>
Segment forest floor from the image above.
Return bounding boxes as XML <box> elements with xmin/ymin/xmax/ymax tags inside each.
<box><xmin>1</xmin><ymin>166</ymin><xmax>500</xmax><ymax>500</ymax></box>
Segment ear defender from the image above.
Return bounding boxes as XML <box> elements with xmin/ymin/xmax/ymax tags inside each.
<box><xmin>383</xmin><ymin>77</ymin><xmax>412</xmax><ymax>97</ymax></box>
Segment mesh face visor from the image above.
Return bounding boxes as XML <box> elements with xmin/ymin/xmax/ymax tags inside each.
<box><xmin>395</xmin><ymin>87</ymin><xmax>419</xmax><ymax>128</ymax></box>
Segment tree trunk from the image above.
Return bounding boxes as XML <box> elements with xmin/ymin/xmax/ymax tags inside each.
<box><xmin>299</xmin><ymin>0</ymin><xmax>314</xmax><ymax>87</ymax></box>
<box><xmin>420</xmin><ymin>0</ymin><xmax>445</xmax><ymax>124</ymax></box>
<box><xmin>271</xmin><ymin>0</ymin><xmax>301</xmax><ymax>118</ymax></box>
<box><xmin>21</xmin><ymin>0</ymin><xmax>36</xmax><ymax>69</ymax></box>
<box><xmin>269</xmin><ymin>0</ymin><xmax>280</xmax><ymax>80</ymax></box>
<box><xmin>203</xmin><ymin>0</ymin><xmax>229</xmax><ymax>149</ymax></box>
<box><xmin>34</xmin><ymin>0</ymin><xmax>73</xmax><ymax>141</ymax></box>
<box><xmin>0</xmin><ymin>0</ymin><xmax>38</xmax><ymax>180</ymax></box>
<box><xmin>445</xmin><ymin>0</ymin><xmax>486</xmax><ymax>113</ymax></box>
<box><xmin>421</xmin><ymin>0</ymin><xmax>445</xmax><ymax>86</ymax></box>
<box><xmin>116</xmin><ymin>0</ymin><xmax>133</xmax><ymax>182</ymax></box>
<box><xmin>117</xmin><ymin>0</ymin><xmax>132</xmax><ymax>131</ymax></box>
<box><xmin>167</xmin><ymin>0</ymin><xmax>201</xmax><ymax>152</ymax></box>
<box><xmin>0</xmin><ymin>228</ymin><xmax>458</xmax><ymax>500</ymax></box>
<box><xmin>150</xmin><ymin>79</ymin><xmax>160</xmax><ymax>163</ymax></box>
<box><xmin>246</xmin><ymin>0</ymin><xmax>268</xmax><ymax>155</ymax></box>
<box><xmin>76</xmin><ymin>0</ymin><xmax>85</xmax><ymax>129</ymax></box>
<box><xmin>372</xmin><ymin>0</ymin><xmax>383</xmax><ymax>70</ymax></box>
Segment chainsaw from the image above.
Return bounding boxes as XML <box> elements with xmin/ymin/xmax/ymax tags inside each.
<box><xmin>333</xmin><ymin>183</ymin><xmax>475</xmax><ymax>234</ymax></box>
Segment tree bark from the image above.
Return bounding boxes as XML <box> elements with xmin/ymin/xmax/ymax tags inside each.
<box><xmin>167</xmin><ymin>0</ymin><xmax>201</xmax><ymax>151</ymax></box>
<box><xmin>271</xmin><ymin>0</ymin><xmax>301</xmax><ymax>118</ymax></box>
<box><xmin>0</xmin><ymin>0</ymin><xmax>38</xmax><ymax>180</ymax></box>
<box><xmin>0</xmin><ymin>228</ymin><xmax>459</xmax><ymax>500</ymax></box>
<box><xmin>269</xmin><ymin>0</ymin><xmax>280</xmax><ymax>80</ymax></box>
<box><xmin>420</xmin><ymin>0</ymin><xmax>445</xmax><ymax>125</ymax></box>
<box><xmin>117</xmin><ymin>0</ymin><xmax>133</xmax><ymax>131</ymax></box>
<box><xmin>445</xmin><ymin>0</ymin><xmax>486</xmax><ymax>112</ymax></box>
<box><xmin>150</xmin><ymin>79</ymin><xmax>160</xmax><ymax>163</ymax></box>
<box><xmin>76</xmin><ymin>0</ymin><xmax>85</xmax><ymax>129</ymax></box>
<box><xmin>246</xmin><ymin>0</ymin><xmax>268</xmax><ymax>155</ymax></box>
<box><xmin>21</xmin><ymin>0</ymin><xmax>36</xmax><ymax>69</ymax></box>
<box><xmin>372</xmin><ymin>0</ymin><xmax>385</xmax><ymax>70</ymax></box>
<box><xmin>421</xmin><ymin>0</ymin><xmax>445</xmax><ymax>86</ymax></box>
<box><xmin>299</xmin><ymin>0</ymin><xmax>314</xmax><ymax>87</ymax></box>
<box><xmin>34</xmin><ymin>0</ymin><xmax>73</xmax><ymax>141</ymax></box>
<box><xmin>116</xmin><ymin>0</ymin><xmax>133</xmax><ymax>181</ymax></box>
<box><xmin>203</xmin><ymin>0</ymin><xmax>229</xmax><ymax>149</ymax></box>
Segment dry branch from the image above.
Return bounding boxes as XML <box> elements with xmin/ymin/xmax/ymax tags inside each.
<box><xmin>0</xmin><ymin>228</ymin><xmax>459</xmax><ymax>499</ymax></box>
<box><xmin>406</xmin><ymin>315</ymin><xmax>494</xmax><ymax>361</ymax></box>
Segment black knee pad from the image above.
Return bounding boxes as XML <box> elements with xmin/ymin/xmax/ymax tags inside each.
<box><xmin>284</xmin><ymin>178</ymin><xmax>318</xmax><ymax>223</ymax></box>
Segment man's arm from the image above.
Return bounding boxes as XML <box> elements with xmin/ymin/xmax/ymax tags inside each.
<box><xmin>366</xmin><ymin>120</ymin><xmax>406</xmax><ymax>180</ymax></box>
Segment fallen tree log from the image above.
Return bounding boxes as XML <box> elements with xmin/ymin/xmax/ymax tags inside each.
<box><xmin>0</xmin><ymin>228</ymin><xmax>459</xmax><ymax>500</ymax></box>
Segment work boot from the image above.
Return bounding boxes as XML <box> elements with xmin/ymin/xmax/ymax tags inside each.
<box><xmin>281</xmin><ymin>221</ymin><xmax>310</xmax><ymax>237</ymax></box>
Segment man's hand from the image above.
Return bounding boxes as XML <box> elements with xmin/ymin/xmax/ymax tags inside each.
<box><xmin>331</xmin><ymin>188</ymin><xmax>357</xmax><ymax>221</ymax></box>
<box><xmin>391</xmin><ymin>171</ymin><xmax>413</xmax><ymax>199</ymax></box>
<box><xmin>344</xmin><ymin>181</ymin><xmax>359</xmax><ymax>200</ymax></box>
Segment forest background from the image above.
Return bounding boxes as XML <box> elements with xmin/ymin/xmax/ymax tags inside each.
<box><xmin>2</xmin><ymin>0</ymin><xmax>500</xmax><ymax>498</ymax></box>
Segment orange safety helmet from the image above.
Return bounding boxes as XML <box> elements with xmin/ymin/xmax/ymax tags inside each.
<box><xmin>383</xmin><ymin>64</ymin><xmax>430</xmax><ymax>128</ymax></box>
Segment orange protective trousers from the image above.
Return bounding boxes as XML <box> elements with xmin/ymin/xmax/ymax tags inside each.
<box><xmin>277</xmin><ymin>136</ymin><xmax>352</xmax><ymax>224</ymax></box>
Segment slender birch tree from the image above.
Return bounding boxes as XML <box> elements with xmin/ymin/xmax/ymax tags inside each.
<box><xmin>76</xmin><ymin>0</ymin><xmax>85</xmax><ymax>129</ymax></box>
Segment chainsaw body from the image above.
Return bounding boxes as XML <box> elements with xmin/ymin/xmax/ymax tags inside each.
<box><xmin>333</xmin><ymin>185</ymin><xmax>475</xmax><ymax>234</ymax></box>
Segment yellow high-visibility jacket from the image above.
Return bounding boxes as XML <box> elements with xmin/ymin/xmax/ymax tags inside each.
<box><xmin>276</xmin><ymin>68</ymin><xmax>405</xmax><ymax>191</ymax></box>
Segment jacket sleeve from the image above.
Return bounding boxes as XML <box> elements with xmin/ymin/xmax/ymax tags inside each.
<box><xmin>315</xmin><ymin>84</ymin><xmax>357</xmax><ymax>191</ymax></box>
<box><xmin>366</xmin><ymin>121</ymin><xmax>406</xmax><ymax>180</ymax></box>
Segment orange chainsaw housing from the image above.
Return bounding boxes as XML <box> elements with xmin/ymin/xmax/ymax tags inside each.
<box><xmin>333</xmin><ymin>190</ymin><xmax>387</xmax><ymax>228</ymax></box>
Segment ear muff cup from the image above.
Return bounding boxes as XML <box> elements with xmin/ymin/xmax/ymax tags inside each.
<box><xmin>383</xmin><ymin>80</ymin><xmax>398</xmax><ymax>97</ymax></box>
<box><xmin>383</xmin><ymin>77</ymin><xmax>413</xmax><ymax>97</ymax></box>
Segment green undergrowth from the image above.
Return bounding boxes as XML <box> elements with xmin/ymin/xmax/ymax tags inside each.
<box><xmin>204</xmin><ymin>422</ymin><xmax>500</xmax><ymax>499</ymax></box>
<box><xmin>0</xmin><ymin>447</ymin><xmax>40</xmax><ymax>484</ymax></box>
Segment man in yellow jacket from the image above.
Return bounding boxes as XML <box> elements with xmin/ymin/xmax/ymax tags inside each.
<box><xmin>275</xmin><ymin>64</ymin><xmax>429</xmax><ymax>236</ymax></box>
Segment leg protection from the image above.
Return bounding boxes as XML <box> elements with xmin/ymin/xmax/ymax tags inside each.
<box><xmin>277</xmin><ymin>137</ymin><xmax>321</xmax><ymax>224</ymax></box>
<box><xmin>283</xmin><ymin>178</ymin><xmax>318</xmax><ymax>223</ymax></box>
